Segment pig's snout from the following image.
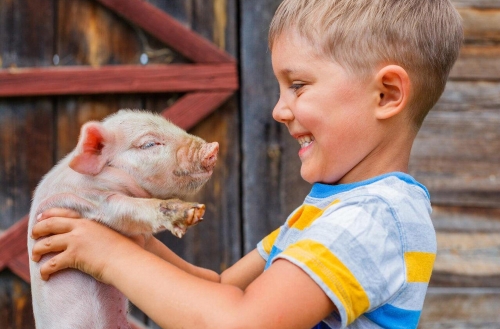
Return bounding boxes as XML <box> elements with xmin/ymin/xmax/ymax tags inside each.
<box><xmin>201</xmin><ymin>142</ymin><xmax>219</xmax><ymax>171</ymax></box>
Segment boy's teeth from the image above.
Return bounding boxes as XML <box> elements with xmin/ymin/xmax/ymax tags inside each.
<box><xmin>298</xmin><ymin>135</ymin><xmax>314</xmax><ymax>148</ymax></box>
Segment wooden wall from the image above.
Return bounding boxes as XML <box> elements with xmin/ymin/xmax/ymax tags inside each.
<box><xmin>0</xmin><ymin>0</ymin><xmax>499</xmax><ymax>328</ymax></box>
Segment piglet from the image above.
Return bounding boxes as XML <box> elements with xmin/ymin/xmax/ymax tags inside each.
<box><xmin>27</xmin><ymin>109</ymin><xmax>219</xmax><ymax>329</ymax></box>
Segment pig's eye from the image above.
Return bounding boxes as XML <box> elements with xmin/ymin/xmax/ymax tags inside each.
<box><xmin>140</xmin><ymin>141</ymin><xmax>157</xmax><ymax>150</ymax></box>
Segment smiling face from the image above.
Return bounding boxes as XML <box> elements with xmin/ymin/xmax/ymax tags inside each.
<box><xmin>271</xmin><ymin>32</ymin><xmax>383</xmax><ymax>184</ymax></box>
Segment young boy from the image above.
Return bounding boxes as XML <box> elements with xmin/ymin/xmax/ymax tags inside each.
<box><xmin>31</xmin><ymin>0</ymin><xmax>463</xmax><ymax>328</ymax></box>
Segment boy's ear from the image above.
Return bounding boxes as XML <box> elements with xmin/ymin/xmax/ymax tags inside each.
<box><xmin>69</xmin><ymin>122</ymin><xmax>112</xmax><ymax>176</ymax></box>
<box><xmin>374</xmin><ymin>65</ymin><xmax>411</xmax><ymax>120</ymax></box>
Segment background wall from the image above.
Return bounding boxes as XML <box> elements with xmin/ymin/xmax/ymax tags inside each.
<box><xmin>0</xmin><ymin>0</ymin><xmax>499</xmax><ymax>328</ymax></box>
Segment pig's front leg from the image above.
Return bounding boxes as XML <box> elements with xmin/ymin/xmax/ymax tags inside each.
<box><xmin>100</xmin><ymin>195</ymin><xmax>205</xmax><ymax>237</ymax></box>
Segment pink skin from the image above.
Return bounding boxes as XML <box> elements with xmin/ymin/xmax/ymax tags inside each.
<box><xmin>28</xmin><ymin>110</ymin><xmax>218</xmax><ymax>329</ymax></box>
<box><xmin>271</xmin><ymin>33</ymin><xmax>385</xmax><ymax>184</ymax></box>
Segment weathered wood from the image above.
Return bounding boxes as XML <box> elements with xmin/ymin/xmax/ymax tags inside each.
<box><xmin>434</xmin><ymin>231</ymin><xmax>500</xmax><ymax>278</ymax></box>
<box><xmin>0</xmin><ymin>216</ymin><xmax>28</xmax><ymax>271</ymax></box>
<box><xmin>450</xmin><ymin>45</ymin><xmax>500</xmax><ymax>81</ymax></box>
<box><xmin>419</xmin><ymin>288</ymin><xmax>500</xmax><ymax>328</ymax></box>
<box><xmin>458</xmin><ymin>8</ymin><xmax>500</xmax><ymax>42</ymax></box>
<box><xmin>452</xmin><ymin>0</ymin><xmax>500</xmax><ymax>9</ymax></box>
<box><xmin>95</xmin><ymin>0</ymin><xmax>234</xmax><ymax>63</ymax></box>
<box><xmin>0</xmin><ymin>64</ymin><xmax>238</xmax><ymax>97</ymax></box>
<box><xmin>431</xmin><ymin>80</ymin><xmax>500</xmax><ymax>113</ymax></box>
<box><xmin>0</xmin><ymin>271</ymin><xmax>34</xmax><ymax>329</ymax></box>
<box><xmin>0</xmin><ymin>0</ymin><xmax>55</xmax><ymax>233</ymax></box>
<box><xmin>240</xmin><ymin>0</ymin><xmax>292</xmax><ymax>253</ymax></box>
<box><xmin>432</xmin><ymin>205</ymin><xmax>500</xmax><ymax>233</ymax></box>
<box><xmin>410</xmin><ymin>80</ymin><xmax>500</xmax><ymax>208</ymax></box>
<box><xmin>162</xmin><ymin>91</ymin><xmax>234</xmax><ymax>130</ymax></box>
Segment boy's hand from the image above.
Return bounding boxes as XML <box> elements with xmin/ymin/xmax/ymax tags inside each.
<box><xmin>31</xmin><ymin>209</ymin><xmax>141</xmax><ymax>283</ymax></box>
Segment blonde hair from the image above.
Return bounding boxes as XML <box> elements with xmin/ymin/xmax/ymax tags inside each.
<box><xmin>269</xmin><ymin>0</ymin><xmax>463</xmax><ymax>129</ymax></box>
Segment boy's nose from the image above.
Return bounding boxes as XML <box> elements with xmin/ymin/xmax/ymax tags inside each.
<box><xmin>272</xmin><ymin>98</ymin><xmax>294</xmax><ymax>123</ymax></box>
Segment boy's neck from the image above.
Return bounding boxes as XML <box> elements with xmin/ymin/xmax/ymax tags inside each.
<box><xmin>337</xmin><ymin>124</ymin><xmax>416</xmax><ymax>185</ymax></box>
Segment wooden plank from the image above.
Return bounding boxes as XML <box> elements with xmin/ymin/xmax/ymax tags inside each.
<box><xmin>95</xmin><ymin>0</ymin><xmax>234</xmax><ymax>63</ymax></box>
<box><xmin>432</xmin><ymin>205</ymin><xmax>500</xmax><ymax>233</ymax></box>
<box><xmin>7</xmin><ymin>251</ymin><xmax>30</xmax><ymax>284</ymax></box>
<box><xmin>458</xmin><ymin>8</ymin><xmax>500</xmax><ymax>42</ymax></box>
<box><xmin>0</xmin><ymin>271</ymin><xmax>35</xmax><ymax>329</ymax></box>
<box><xmin>410</xmin><ymin>81</ymin><xmax>500</xmax><ymax>208</ymax></box>
<box><xmin>0</xmin><ymin>63</ymin><xmax>238</xmax><ymax>97</ymax></box>
<box><xmin>419</xmin><ymin>288</ymin><xmax>500</xmax><ymax>328</ymax></box>
<box><xmin>429</xmin><ymin>206</ymin><xmax>500</xmax><ymax>287</ymax></box>
<box><xmin>431</xmin><ymin>80</ymin><xmax>500</xmax><ymax>113</ymax></box>
<box><xmin>0</xmin><ymin>216</ymin><xmax>28</xmax><ymax>270</ymax></box>
<box><xmin>0</xmin><ymin>0</ymin><xmax>55</xmax><ymax>232</ymax></box>
<box><xmin>433</xmin><ymin>232</ymin><xmax>500</xmax><ymax>282</ymax></box>
<box><xmin>450</xmin><ymin>45</ymin><xmax>500</xmax><ymax>81</ymax></box>
<box><xmin>452</xmin><ymin>0</ymin><xmax>500</xmax><ymax>9</ymax></box>
<box><xmin>161</xmin><ymin>91</ymin><xmax>234</xmax><ymax>130</ymax></box>
<box><xmin>240</xmin><ymin>0</ymin><xmax>291</xmax><ymax>253</ymax></box>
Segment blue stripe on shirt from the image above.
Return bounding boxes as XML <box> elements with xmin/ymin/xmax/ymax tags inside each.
<box><xmin>265</xmin><ymin>245</ymin><xmax>283</xmax><ymax>270</ymax></box>
<box><xmin>309</xmin><ymin>172</ymin><xmax>430</xmax><ymax>199</ymax></box>
<box><xmin>365</xmin><ymin>304</ymin><xmax>421</xmax><ymax>329</ymax></box>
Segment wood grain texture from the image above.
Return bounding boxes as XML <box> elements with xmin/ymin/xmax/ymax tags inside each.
<box><xmin>410</xmin><ymin>81</ymin><xmax>500</xmax><ymax>208</ymax></box>
<box><xmin>452</xmin><ymin>0</ymin><xmax>500</xmax><ymax>9</ymax></box>
<box><xmin>0</xmin><ymin>64</ymin><xmax>238</xmax><ymax>97</ymax></box>
<box><xmin>0</xmin><ymin>0</ymin><xmax>55</xmax><ymax>230</ymax></box>
<box><xmin>450</xmin><ymin>45</ymin><xmax>500</xmax><ymax>81</ymax></box>
<box><xmin>0</xmin><ymin>271</ymin><xmax>34</xmax><ymax>329</ymax></box>
<box><xmin>240</xmin><ymin>0</ymin><xmax>296</xmax><ymax>253</ymax></box>
<box><xmin>419</xmin><ymin>288</ymin><xmax>500</xmax><ymax>328</ymax></box>
<box><xmin>0</xmin><ymin>216</ymin><xmax>28</xmax><ymax>271</ymax></box>
<box><xmin>96</xmin><ymin>0</ymin><xmax>234</xmax><ymax>63</ymax></box>
<box><xmin>459</xmin><ymin>8</ymin><xmax>500</xmax><ymax>42</ymax></box>
<box><xmin>162</xmin><ymin>91</ymin><xmax>234</xmax><ymax>130</ymax></box>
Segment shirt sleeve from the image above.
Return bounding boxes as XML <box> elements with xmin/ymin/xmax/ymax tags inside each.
<box><xmin>270</xmin><ymin>196</ymin><xmax>406</xmax><ymax>328</ymax></box>
<box><xmin>256</xmin><ymin>226</ymin><xmax>282</xmax><ymax>262</ymax></box>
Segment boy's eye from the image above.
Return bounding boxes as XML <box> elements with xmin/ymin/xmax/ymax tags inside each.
<box><xmin>290</xmin><ymin>83</ymin><xmax>304</xmax><ymax>92</ymax></box>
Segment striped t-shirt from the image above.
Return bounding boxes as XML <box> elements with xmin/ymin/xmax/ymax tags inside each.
<box><xmin>257</xmin><ymin>172</ymin><xmax>436</xmax><ymax>329</ymax></box>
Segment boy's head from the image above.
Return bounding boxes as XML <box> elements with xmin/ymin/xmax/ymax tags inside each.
<box><xmin>269</xmin><ymin>0</ymin><xmax>463</xmax><ymax>130</ymax></box>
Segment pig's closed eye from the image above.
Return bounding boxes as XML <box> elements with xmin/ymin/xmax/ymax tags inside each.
<box><xmin>141</xmin><ymin>141</ymin><xmax>158</xmax><ymax>150</ymax></box>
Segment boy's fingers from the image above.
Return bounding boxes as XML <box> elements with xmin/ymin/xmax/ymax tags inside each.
<box><xmin>31</xmin><ymin>217</ymin><xmax>75</xmax><ymax>239</ymax></box>
<box><xmin>39</xmin><ymin>253</ymin><xmax>71</xmax><ymax>281</ymax></box>
<box><xmin>31</xmin><ymin>235</ymin><xmax>68</xmax><ymax>262</ymax></box>
<box><xmin>37</xmin><ymin>208</ymin><xmax>81</xmax><ymax>221</ymax></box>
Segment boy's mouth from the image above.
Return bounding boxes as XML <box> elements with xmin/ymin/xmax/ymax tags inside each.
<box><xmin>297</xmin><ymin>135</ymin><xmax>315</xmax><ymax>148</ymax></box>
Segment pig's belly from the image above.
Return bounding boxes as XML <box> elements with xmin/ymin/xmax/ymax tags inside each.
<box><xmin>30</xmin><ymin>257</ymin><xmax>129</xmax><ymax>329</ymax></box>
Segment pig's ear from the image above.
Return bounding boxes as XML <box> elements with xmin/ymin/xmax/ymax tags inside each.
<box><xmin>69</xmin><ymin>122</ymin><xmax>111</xmax><ymax>176</ymax></box>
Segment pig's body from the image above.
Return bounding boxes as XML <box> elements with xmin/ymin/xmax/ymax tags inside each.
<box><xmin>28</xmin><ymin>110</ymin><xmax>218</xmax><ymax>329</ymax></box>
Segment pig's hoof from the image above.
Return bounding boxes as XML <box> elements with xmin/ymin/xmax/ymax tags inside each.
<box><xmin>187</xmin><ymin>204</ymin><xmax>205</xmax><ymax>226</ymax></box>
<box><xmin>172</xmin><ymin>224</ymin><xmax>187</xmax><ymax>238</ymax></box>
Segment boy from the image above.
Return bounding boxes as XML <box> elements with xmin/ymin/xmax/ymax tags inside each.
<box><xmin>31</xmin><ymin>0</ymin><xmax>463</xmax><ymax>328</ymax></box>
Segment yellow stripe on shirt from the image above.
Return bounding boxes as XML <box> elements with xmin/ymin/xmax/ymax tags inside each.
<box><xmin>261</xmin><ymin>227</ymin><xmax>281</xmax><ymax>254</ymax></box>
<box><xmin>281</xmin><ymin>239</ymin><xmax>369</xmax><ymax>325</ymax></box>
<box><xmin>287</xmin><ymin>199</ymin><xmax>340</xmax><ymax>231</ymax></box>
<box><xmin>404</xmin><ymin>251</ymin><xmax>436</xmax><ymax>283</ymax></box>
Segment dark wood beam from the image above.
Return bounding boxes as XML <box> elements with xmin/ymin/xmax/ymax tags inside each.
<box><xmin>0</xmin><ymin>64</ymin><xmax>238</xmax><ymax>97</ymax></box>
<box><xmin>162</xmin><ymin>91</ymin><xmax>234</xmax><ymax>130</ymax></box>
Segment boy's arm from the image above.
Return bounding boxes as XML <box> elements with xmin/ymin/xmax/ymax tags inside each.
<box><xmin>145</xmin><ymin>236</ymin><xmax>266</xmax><ymax>289</ymax></box>
<box><xmin>32</xmin><ymin>216</ymin><xmax>335</xmax><ymax>329</ymax></box>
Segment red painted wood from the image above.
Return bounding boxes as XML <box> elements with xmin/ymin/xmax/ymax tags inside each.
<box><xmin>0</xmin><ymin>215</ymin><xmax>28</xmax><ymax>270</ymax></box>
<box><xmin>162</xmin><ymin>91</ymin><xmax>234</xmax><ymax>130</ymax></box>
<box><xmin>8</xmin><ymin>250</ymin><xmax>30</xmax><ymax>283</ymax></box>
<box><xmin>95</xmin><ymin>0</ymin><xmax>235</xmax><ymax>63</ymax></box>
<box><xmin>0</xmin><ymin>64</ymin><xmax>238</xmax><ymax>97</ymax></box>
